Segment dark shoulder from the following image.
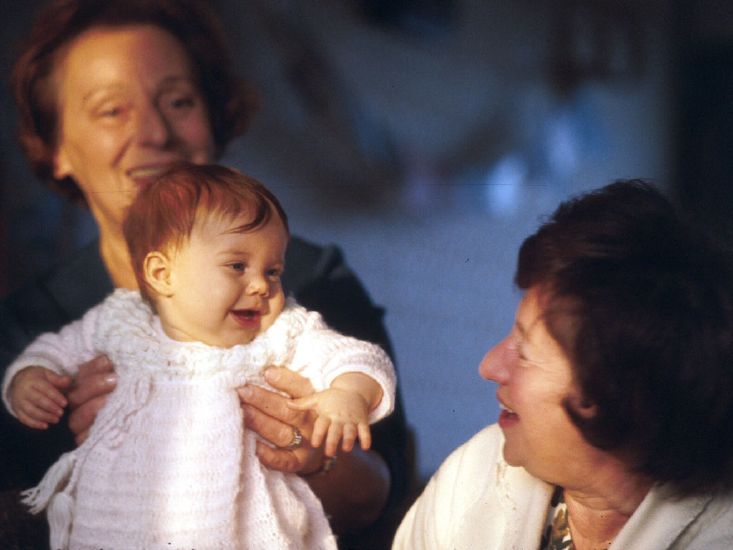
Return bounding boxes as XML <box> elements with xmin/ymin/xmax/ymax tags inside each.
<box><xmin>283</xmin><ymin>236</ymin><xmax>349</xmax><ymax>292</ymax></box>
<box><xmin>0</xmin><ymin>242</ymin><xmax>112</xmax><ymax>487</ymax></box>
<box><xmin>0</xmin><ymin>241</ymin><xmax>112</xmax><ymax>366</ymax></box>
<box><xmin>284</xmin><ymin>235</ymin><xmax>390</xmax><ymax>353</ymax></box>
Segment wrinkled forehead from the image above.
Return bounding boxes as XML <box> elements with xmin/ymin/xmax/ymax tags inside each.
<box><xmin>53</xmin><ymin>24</ymin><xmax>194</xmax><ymax>93</ymax></box>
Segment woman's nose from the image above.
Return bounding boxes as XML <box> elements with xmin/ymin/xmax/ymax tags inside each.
<box><xmin>478</xmin><ymin>335</ymin><xmax>514</xmax><ymax>384</ymax></box>
<box><xmin>136</xmin><ymin>103</ymin><xmax>171</xmax><ymax>147</ymax></box>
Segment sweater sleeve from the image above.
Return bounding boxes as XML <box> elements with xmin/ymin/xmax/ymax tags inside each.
<box><xmin>392</xmin><ymin>425</ymin><xmax>483</xmax><ymax>550</ymax></box>
<box><xmin>394</xmin><ymin>425</ymin><xmax>553</xmax><ymax>550</ymax></box>
<box><xmin>289</xmin><ymin>310</ymin><xmax>396</xmax><ymax>424</ymax></box>
<box><xmin>282</xmin><ymin>239</ymin><xmax>414</xmax><ymax>548</ymax></box>
<box><xmin>392</xmin><ymin>428</ymin><xmax>497</xmax><ymax>550</ymax></box>
<box><xmin>2</xmin><ymin>302</ymin><xmax>103</xmax><ymax>417</ymax></box>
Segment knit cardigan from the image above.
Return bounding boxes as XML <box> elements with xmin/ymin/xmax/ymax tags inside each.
<box><xmin>2</xmin><ymin>289</ymin><xmax>396</xmax><ymax>550</ymax></box>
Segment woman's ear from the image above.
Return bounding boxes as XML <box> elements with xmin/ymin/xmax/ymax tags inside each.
<box><xmin>143</xmin><ymin>251</ymin><xmax>174</xmax><ymax>297</ymax></box>
<box><xmin>52</xmin><ymin>144</ymin><xmax>72</xmax><ymax>180</ymax></box>
<box><xmin>572</xmin><ymin>394</ymin><xmax>598</xmax><ymax>419</ymax></box>
<box><xmin>565</xmin><ymin>389</ymin><xmax>598</xmax><ymax>419</ymax></box>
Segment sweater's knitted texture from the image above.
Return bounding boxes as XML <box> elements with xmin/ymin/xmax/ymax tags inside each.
<box><xmin>3</xmin><ymin>289</ymin><xmax>395</xmax><ymax>550</ymax></box>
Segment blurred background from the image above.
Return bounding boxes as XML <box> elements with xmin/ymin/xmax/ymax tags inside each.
<box><xmin>2</xmin><ymin>0</ymin><xmax>732</xmax><ymax>485</ymax></box>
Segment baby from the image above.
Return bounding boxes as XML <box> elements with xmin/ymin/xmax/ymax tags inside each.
<box><xmin>2</xmin><ymin>164</ymin><xmax>395</xmax><ymax>550</ymax></box>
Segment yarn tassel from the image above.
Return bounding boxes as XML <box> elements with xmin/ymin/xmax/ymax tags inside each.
<box><xmin>48</xmin><ymin>492</ymin><xmax>74</xmax><ymax>550</ymax></box>
<box><xmin>21</xmin><ymin>451</ymin><xmax>76</xmax><ymax>513</ymax></box>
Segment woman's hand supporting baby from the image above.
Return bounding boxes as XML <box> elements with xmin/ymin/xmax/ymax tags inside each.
<box><xmin>236</xmin><ymin>367</ymin><xmax>325</xmax><ymax>475</ymax></box>
<box><xmin>67</xmin><ymin>356</ymin><xmax>118</xmax><ymax>445</ymax></box>
<box><xmin>236</xmin><ymin>366</ymin><xmax>391</xmax><ymax>533</ymax></box>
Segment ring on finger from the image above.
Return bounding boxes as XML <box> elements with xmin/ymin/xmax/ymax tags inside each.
<box><xmin>284</xmin><ymin>426</ymin><xmax>303</xmax><ymax>450</ymax></box>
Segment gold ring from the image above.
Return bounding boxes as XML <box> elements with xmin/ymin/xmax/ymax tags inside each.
<box><xmin>285</xmin><ymin>426</ymin><xmax>303</xmax><ymax>450</ymax></box>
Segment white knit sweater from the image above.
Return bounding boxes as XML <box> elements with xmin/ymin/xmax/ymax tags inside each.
<box><xmin>2</xmin><ymin>289</ymin><xmax>396</xmax><ymax>550</ymax></box>
<box><xmin>394</xmin><ymin>424</ymin><xmax>733</xmax><ymax>549</ymax></box>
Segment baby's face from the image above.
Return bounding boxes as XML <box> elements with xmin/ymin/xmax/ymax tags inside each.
<box><xmin>159</xmin><ymin>211</ymin><xmax>288</xmax><ymax>347</ymax></box>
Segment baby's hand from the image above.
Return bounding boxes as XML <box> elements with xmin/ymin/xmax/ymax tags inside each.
<box><xmin>9</xmin><ymin>366</ymin><xmax>71</xmax><ymax>430</ymax></box>
<box><xmin>288</xmin><ymin>388</ymin><xmax>371</xmax><ymax>457</ymax></box>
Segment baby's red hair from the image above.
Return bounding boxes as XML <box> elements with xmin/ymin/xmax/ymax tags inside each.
<box><xmin>122</xmin><ymin>162</ymin><xmax>289</xmax><ymax>302</ymax></box>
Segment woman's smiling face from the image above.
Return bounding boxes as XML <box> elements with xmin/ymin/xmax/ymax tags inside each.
<box><xmin>52</xmin><ymin>24</ymin><xmax>216</xmax><ymax>235</ymax></box>
<box><xmin>479</xmin><ymin>287</ymin><xmax>599</xmax><ymax>485</ymax></box>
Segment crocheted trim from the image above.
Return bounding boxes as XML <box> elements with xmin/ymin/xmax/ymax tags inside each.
<box><xmin>95</xmin><ymin>290</ymin><xmax>312</xmax><ymax>382</ymax></box>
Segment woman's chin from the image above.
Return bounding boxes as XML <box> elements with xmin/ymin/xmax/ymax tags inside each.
<box><xmin>501</xmin><ymin>441</ymin><xmax>524</xmax><ymax>467</ymax></box>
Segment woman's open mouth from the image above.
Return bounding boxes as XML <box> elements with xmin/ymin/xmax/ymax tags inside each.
<box><xmin>498</xmin><ymin>401</ymin><xmax>519</xmax><ymax>428</ymax></box>
<box><xmin>127</xmin><ymin>165</ymin><xmax>176</xmax><ymax>187</ymax></box>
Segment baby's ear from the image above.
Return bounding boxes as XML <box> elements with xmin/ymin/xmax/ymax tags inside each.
<box><xmin>143</xmin><ymin>251</ymin><xmax>174</xmax><ymax>297</ymax></box>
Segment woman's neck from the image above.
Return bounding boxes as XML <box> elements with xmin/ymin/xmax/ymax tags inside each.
<box><xmin>563</xmin><ymin>472</ymin><xmax>652</xmax><ymax>550</ymax></box>
<box><xmin>99</xmin><ymin>232</ymin><xmax>138</xmax><ymax>290</ymax></box>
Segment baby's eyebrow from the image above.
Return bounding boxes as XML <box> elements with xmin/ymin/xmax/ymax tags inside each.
<box><xmin>216</xmin><ymin>248</ymin><xmax>248</xmax><ymax>257</ymax></box>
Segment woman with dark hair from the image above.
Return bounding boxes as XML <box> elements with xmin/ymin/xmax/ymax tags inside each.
<box><xmin>394</xmin><ymin>180</ymin><xmax>733</xmax><ymax>549</ymax></box>
<box><xmin>0</xmin><ymin>1</ymin><xmax>412</xmax><ymax>547</ymax></box>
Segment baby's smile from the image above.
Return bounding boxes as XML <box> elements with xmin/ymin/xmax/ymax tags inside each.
<box><xmin>230</xmin><ymin>308</ymin><xmax>263</xmax><ymax>329</ymax></box>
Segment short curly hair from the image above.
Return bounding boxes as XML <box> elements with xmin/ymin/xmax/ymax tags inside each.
<box><xmin>11</xmin><ymin>0</ymin><xmax>258</xmax><ymax>205</ymax></box>
<box><xmin>516</xmin><ymin>180</ymin><xmax>733</xmax><ymax>497</ymax></box>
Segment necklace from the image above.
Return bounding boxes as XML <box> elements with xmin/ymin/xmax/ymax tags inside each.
<box><xmin>541</xmin><ymin>487</ymin><xmax>616</xmax><ymax>550</ymax></box>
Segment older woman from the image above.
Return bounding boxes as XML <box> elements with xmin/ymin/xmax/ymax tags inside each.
<box><xmin>394</xmin><ymin>180</ymin><xmax>733</xmax><ymax>549</ymax></box>
<box><xmin>0</xmin><ymin>0</ymin><xmax>411</xmax><ymax>546</ymax></box>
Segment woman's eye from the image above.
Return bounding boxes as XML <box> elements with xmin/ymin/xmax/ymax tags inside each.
<box><xmin>517</xmin><ymin>346</ymin><xmax>532</xmax><ymax>364</ymax></box>
<box><xmin>172</xmin><ymin>96</ymin><xmax>194</xmax><ymax>108</ymax></box>
<box><xmin>97</xmin><ymin>105</ymin><xmax>125</xmax><ymax>119</ymax></box>
<box><xmin>266</xmin><ymin>268</ymin><xmax>283</xmax><ymax>281</ymax></box>
<box><xmin>162</xmin><ymin>93</ymin><xmax>196</xmax><ymax>113</ymax></box>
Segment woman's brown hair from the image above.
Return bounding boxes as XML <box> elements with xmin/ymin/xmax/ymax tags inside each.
<box><xmin>516</xmin><ymin>180</ymin><xmax>733</xmax><ymax>497</ymax></box>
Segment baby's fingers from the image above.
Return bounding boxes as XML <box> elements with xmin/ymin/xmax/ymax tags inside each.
<box><xmin>325</xmin><ymin>422</ymin><xmax>346</xmax><ymax>457</ymax></box>
<box><xmin>29</xmin><ymin>388</ymin><xmax>65</xmax><ymax>420</ymax></box>
<box><xmin>311</xmin><ymin>416</ymin><xmax>331</xmax><ymax>449</ymax></box>
<box><xmin>358</xmin><ymin>422</ymin><xmax>372</xmax><ymax>450</ymax></box>
<box><xmin>36</xmin><ymin>381</ymin><xmax>68</xmax><ymax>410</ymax></box>
<box><xmin>16</xmin><ymin>398</ymin><xmax>59</xmax><ymax>429</ymax></box>
<box><xmin>287</xmin><ymin>394</ymin><xmax>318</xmax><ymax>412</ymax></box>
<box><xmin>16</xmin><ymin>410</ymin><xmax>49</xmax><ymax>430</ymax></box>
<box><xmin>340</xmin><ymin>423</ymin><xmax>357</xmax><ymax>453</ymax></box>
<box><xmin>43</xmin><ymin>370</ymin><xmax>73</xmax><ymax>394</ymax></box>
